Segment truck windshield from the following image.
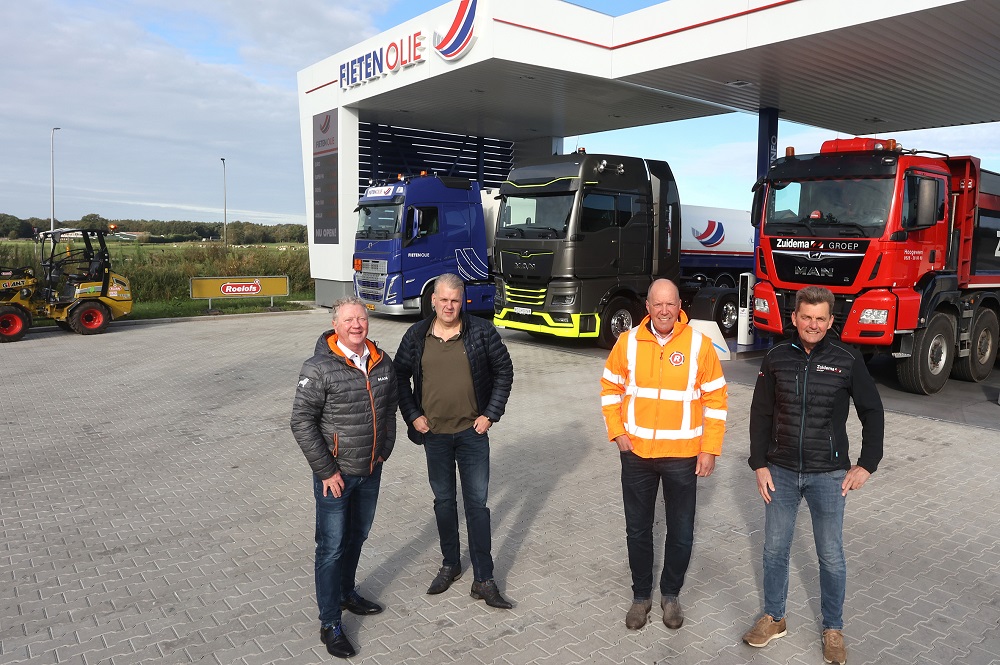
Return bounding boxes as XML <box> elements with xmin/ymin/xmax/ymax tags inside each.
<box><xmin>497</xmin><ymin>194</ymin><xmax>572</xmax><ymax>239</ymax></box>
<box><xmin>355</xmin><ymin>204</ymin><xmax>401</xmax><ymax>239</ymax></box>
<box><xmin>764</xmin><ymin>177</ymin><xmax>893</xmax><ymax>238</ymax></box>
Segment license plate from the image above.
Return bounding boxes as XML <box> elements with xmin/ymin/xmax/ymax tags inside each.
<box><xmin>513</xmin><ymin>306</ymin><xmax>531</xmax><ymax>315</ymax></box>
<box><xmin>365</xmin><ymin>303</ymin><xmax>375</xmax><ymax>310</ymax></box>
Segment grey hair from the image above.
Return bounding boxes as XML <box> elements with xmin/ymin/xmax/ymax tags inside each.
<box><xmin>331</xmin><ymin>296</ymin><xmax>369</xmax><ymax>322</ymax></box>
<box><xmin>433</xmin><ymin>273</ymin><xmax>465</xmax><ymax>298</ymax></box>
<box><xmin>794</xmin><ymin>286</ymin><xmax>835</xmax><ymax>314</ymax></box>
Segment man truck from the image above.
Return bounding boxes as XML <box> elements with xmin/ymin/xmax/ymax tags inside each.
<box><xmin>751</xmin><ymin>136</ymin><xmax>1000</xmax><ymax>394</ymax></box>
<box><xmin>491</xmin><ymin>150</ymin><xmax>741</xmax><ymax>347</ymax></box>
<box><xmin>352</xmin><ymin>174</ymin><xmax>499</xmax><ymax>317</ymax></box>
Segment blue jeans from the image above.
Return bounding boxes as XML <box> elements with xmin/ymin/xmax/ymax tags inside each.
<box><xmin>620</xmin><ymin>452</ymin><xmax>698</xmax><ymax>600</ymax></box>
<box><xmin>762</xmin><ymin>463</ymin><xmax>847</xmax><ymax>630</ymax></box>
<box><xmin>423</xmin><ymin>427</ymin><xmax>493</xmax><ymax>581</ymax></box>
<box><xmin>313</xmin><ymin>463</ymin><xmax>382</xmax><ymax>627</ymax></box>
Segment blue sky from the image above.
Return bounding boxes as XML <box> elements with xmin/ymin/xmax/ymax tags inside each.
<box><xmin>1</xmin><ymin>0</ymin><xmax>997</xmax><ymax>225</ymax></box>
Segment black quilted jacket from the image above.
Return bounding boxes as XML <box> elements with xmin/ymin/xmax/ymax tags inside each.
<box><xmin>290</xmin><ymin>331</ymin><xmax>398</xmax><ymax>479</ymax></box>
<box><xmin>394</xmin><ymin>312</ymin><xmax>513</xmax><ymax>444</ymax></box>
<box><xmin>748</xmin><ymin>334</ymin><xmax>884</xmax><ymax>474</ymax></box>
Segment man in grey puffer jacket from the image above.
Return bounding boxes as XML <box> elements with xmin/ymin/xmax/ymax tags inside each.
<box><xmin>291</xmin><ymin>297</ymin><xmax>397</xmax><ymax>659</ymax></box>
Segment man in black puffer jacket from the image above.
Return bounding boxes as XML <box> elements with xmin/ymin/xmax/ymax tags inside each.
<box><xmin>291</xmin><ymin>297</ymin><xmax>397</xmax><ymax>659</ymax></box>
<box><xmin>742</xmin><ymin>286</ymin><xmax>883</xmax><ymax>665</ymax></box>
<box><xmin>394</xmin><ymin>273</ymin><xmax>514</xmax><ymax>609</ymax></box>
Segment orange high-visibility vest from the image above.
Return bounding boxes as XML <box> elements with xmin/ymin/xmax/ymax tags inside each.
<box><xmin>601</xmin><ymin>319</ymin><xmax>728</xmax><ymax>459</ymax></box>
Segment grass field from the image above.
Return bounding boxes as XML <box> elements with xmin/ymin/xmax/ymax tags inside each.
<box><xmin>0</xmin><ymin>238</ymin><xmax>316</xmax><ymax>321</ymax></box>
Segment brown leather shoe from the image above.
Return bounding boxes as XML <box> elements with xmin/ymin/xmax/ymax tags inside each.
<box><xmin>743</xmin><ymin>614</ymin><xmax>788</xmax><ymax>647</ymax></box>
<box><xmin>822</xmin><ymin>629</ymin><xmax>846</xmax><ymax>664</ymax></box>
<box><xmin>426</xmin><ymin>565</ymin><xmax>462</xmax><ymax>595</ymax></box>
<box><xmin>625</xmin><ymin>599</ymin><xmax>652</xmax><ymax>629</ymax></box>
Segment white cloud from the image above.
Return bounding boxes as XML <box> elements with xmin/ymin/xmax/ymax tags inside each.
<box><xmin>0</xmin><ymin>0</ymin><xmax>382</xmax><ymax>224</ymax></box>
<box><xmin>3</xmin><ymin>0</ymin><xmax>1000</xmax><ymax>225</ymax></box>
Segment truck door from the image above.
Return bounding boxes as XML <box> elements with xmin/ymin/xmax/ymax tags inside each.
<box><xmin>400</xmin><ymin>205</ymin><xmax>441</xmax><ymax>299</ymax></box>
<box><xmin>617</xmin><ymin>194</ymin><xmax>649</xmax><ymax>274</ymax></box>
<box><xmin>573</xmin><ymin>192</ymin><xmax>621</xmax><ymax>278</ymax></box>
<box><xmin>900</xmin><ymin>171</ymin><xmax>948</xmax><ymax>277</ymax></box>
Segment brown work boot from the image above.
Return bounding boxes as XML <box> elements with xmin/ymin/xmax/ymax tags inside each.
<box><xmin>822</xmin><ymin>629</ymin><xmax>846</xmax><ymax>664</ymax></box>
<box><xmin>660</xmin><ymin>596</ymin><xmax>684</xmax><ymax>629</ymax></box>
<box><xmin>625</xmin><ymin>599</ymin><xmax>652</xmax><ymax>629</ymax></box>
<box><xmin>742</xmin><ymin>614</ymin><xmax>787</xmax><ymax>647</ymax></box>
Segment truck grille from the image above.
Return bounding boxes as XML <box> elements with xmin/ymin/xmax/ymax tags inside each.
<box><xmin>357</xmin><ymin>260</ymin><xmax>387</xmax><ymax>301</ymax></box>
<box><xmin>504</xmin><ymin>285</ymin><xmax>546</xmax><ymax>307</ymax></box>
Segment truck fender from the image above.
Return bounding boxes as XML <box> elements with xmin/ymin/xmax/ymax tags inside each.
<box><xmin>684</xmin><ymin>285</ymin><xmax>740</xmax><ymax>338</ymax></box>
<box><xmin>913</xmin><ymin>273</ymin><xmax>961</xmax><ymax>328</ymax></box>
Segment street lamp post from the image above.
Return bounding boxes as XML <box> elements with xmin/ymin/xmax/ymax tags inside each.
<box><xmin>221</xmin><ymin>157</ymin><xmax>227</xmax><ymax>245</ymax></box>
<box><xmin>50</xmin><ymin>127</ymin><xmax>61</xmax><ymax>231</ymax></box>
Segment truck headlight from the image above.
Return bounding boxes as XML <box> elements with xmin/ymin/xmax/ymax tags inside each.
<box><xmin>754</xmin><ymin>297</ymin><xmax>770</xmax><ymax>314</ymax></box>
<box><xmin>551</xmin><ymin>294</ymin><xmax>576</xmax><ymax>306</ymax></box>
<box><xmin>858</xmin><ymin>308</ymin><xmax>888</xmax><ymax>325</ymax></box>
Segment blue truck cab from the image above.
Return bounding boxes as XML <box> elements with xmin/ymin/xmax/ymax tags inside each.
<box><xmin>353</xmin><ymin>174</ymin><xmax>497</xmax><ymax>317</ymax></box>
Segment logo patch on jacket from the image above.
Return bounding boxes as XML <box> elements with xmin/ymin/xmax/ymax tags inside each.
<box><xmin>815</xmin><ymin>364</ymin><xmax>843</xmax><ymax>374</ymax></box>
<box><xmin>669</xmin><ymin>351</ymin><xmax>685</xmax><ymax>366</ymax></box>
<box><xmin>298</xmin><ymin>377</ymin><xmax>310</xmax><ymax>387</ymax></box>
<box><xmin>376</xmin><ymin>375</ymin><xmax>388</xmax><ymax>382</ymax></box>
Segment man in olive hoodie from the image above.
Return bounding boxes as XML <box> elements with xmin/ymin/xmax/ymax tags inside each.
<box><xmin>291</xmin><ymin>297</ymin><xmax>398</xmax><ymax>658</ymax></box>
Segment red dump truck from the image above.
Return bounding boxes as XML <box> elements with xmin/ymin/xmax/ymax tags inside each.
<box><xmin>751</xmin><ymin>136</ymin><xmax>1000</xmax><ymax>394</ymax></box>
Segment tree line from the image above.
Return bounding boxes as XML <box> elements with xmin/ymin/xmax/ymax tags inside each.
<box><xmin>0</xmin><ymin>213</ymin><xmax>306</xmax><ymax>244</ymax></box>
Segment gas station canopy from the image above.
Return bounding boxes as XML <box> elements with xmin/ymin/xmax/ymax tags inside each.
<box><xmin>297</xmin><ymin>0</ymin><xmax>1000</xmax><ymax>298</ymax></box>
<box><xmin>310</xmin><ymin>0</ymin><xmax>1000</xmax><ymax>143</ymax></box>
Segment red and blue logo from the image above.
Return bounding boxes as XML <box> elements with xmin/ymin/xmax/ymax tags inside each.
<box><xmin>434</xmin><ymin>0</ymin><xmax>477</xmax><ymax>61</ymax></box>
<box><xmin>692</xmin><ymin>220</ymin><xmax>725</xmax><ymax>248</ymax></box>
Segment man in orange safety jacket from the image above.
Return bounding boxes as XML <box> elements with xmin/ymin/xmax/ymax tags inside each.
<box><xmin>601</xmin><ymin>278</ymin><xmax>728</xmax><ymax>632</ymax></box>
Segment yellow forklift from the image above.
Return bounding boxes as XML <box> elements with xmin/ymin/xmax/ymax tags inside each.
<box><xmin>0</xmin><ymin>228</ymin><xmax>133</xmax><ymax>342</ymax></box>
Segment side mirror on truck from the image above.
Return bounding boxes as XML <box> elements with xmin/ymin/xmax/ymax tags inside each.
<box><xmin>902</xmin><ymin>176</ymin><xmax>940</xmax><ymax>231</ymax></box>
<box><xmin>750</xmin><ymin>180</ymin><xmax>765</xmax><ymax>228</ymax></box>
<box><xmin>402</xmin><ymin>207</ymin><xmax>420</xmax><ymax>247</ymax></box>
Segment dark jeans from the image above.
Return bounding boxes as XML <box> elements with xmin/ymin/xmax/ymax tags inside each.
<box><xmin>620</xmin><ymin>452</ymin><xmax>698</xmax><ymax>600</ymax></box>
<box><xmin>424</xmin><ymin>427</ymin><xmax>493</xmax><ymax>581</ymax></box>
<box><xmin>313</xmin><ymin>463</ymin><xmax>382</xmax><ymax>627</ymax></box>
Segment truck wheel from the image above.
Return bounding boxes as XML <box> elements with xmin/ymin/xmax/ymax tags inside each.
<box><xmin>0</xmin><ymin>305</ymin><xmax>29</xmax><ymax>342</ymax></box>
<box><xmin>951</xmin><ymin>308</ymin><xmax>998</xmax><ymax>382</ymax></box>
<box><xmin>714</xmin><ymin>292</ymin><xmax>739</xmax><ymax>338</ymax></box>
<box><xmin>69</xmin><ymin>301</ymin><xmax>111</xmax><ymax>335</ymax></box>
<box><xmin>420</xmin><ymin>285</ymin><xmax>435</xmax><ymax>319</ymax></box>
<box><xmin>599</xmin><ymin>296</ymin><xmax>641</xmax><ymax>349</ymax></box>
<box><xmin>896</xmin><ymin>312</ymin><xmax>955</xmax><ymax>395</ymax></box>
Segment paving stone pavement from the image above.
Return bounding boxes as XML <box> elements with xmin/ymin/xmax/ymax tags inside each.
<box><xmin>1</xmin><ymin>308</ymin><xmax>999</xmax><ymax>665</ymax></box>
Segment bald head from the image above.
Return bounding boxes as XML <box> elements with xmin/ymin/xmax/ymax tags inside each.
<box><xmin>646</xmin><ymin>279</ymin><xmax>681</xmax><ymax>335</ymax></box>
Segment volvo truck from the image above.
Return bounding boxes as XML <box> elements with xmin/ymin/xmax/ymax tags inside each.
<box><xmin>751</xmin><ymin>136</ymin><xmax>1000</xmax><ymax>394</ymax></box>
<box><xmin>352</xmin><ymin>174</ymin><xmax>498</xmax><ymax>317</ymax></box>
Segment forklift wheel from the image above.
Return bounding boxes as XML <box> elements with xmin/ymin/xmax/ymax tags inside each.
<box><xmin>0</xmin><ymin>305</ymin><xmax>29</xmax><ymax>342</ymax></box>
<box><xmin>69</xmin><ymin>301</ymin><xmax>111</xmax><ymax>335</ymax></box>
